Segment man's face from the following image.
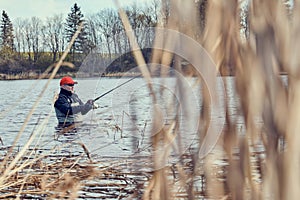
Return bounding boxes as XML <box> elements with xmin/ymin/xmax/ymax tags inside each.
<box><xmin>62</xmin><ymin>84</ymin><xmax>75</xmax><ymax>93</ymax></box>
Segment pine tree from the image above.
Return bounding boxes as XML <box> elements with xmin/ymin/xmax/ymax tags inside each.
<box><xmin>65</xmin><ymin>3</ymin><xmax>91</xmax><ymax>62</ymax></box>
<box><xmin>0</xmin><ymin>10</ymin><xmax>14</xmax><ymax>50</ymax></box>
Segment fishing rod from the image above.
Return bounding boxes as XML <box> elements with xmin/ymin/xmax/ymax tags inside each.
<box><xmin>94</xmin><ymin>74</ymin><xmax>141</xmax><ymax>102</ymax></box>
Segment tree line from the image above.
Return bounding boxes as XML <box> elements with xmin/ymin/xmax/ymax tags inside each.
<box><xmin>0</xmin><ymin>1</ymin><xmax>165</xmax><ymax>75</ymax></box>
<box><xmin>2</xmin><ymin>0</ymin><xmax>291</xmax><ymax>77</ymax></box>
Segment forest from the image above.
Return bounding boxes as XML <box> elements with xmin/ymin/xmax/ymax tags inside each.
<box><xmin>0</xmin><ymin>0</ymin><xmax>291</xmax><ymax>79</ymax></box>
<box><xmin>0</xmin><ymin>1</ymin><xmax>167</xmax><ymax>78</ymax></box>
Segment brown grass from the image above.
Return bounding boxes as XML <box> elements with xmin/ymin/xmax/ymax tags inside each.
<box><xmin>1</xmin><ymin>0</ymin><xmax>299</xmax><ymax>199</ymax></box>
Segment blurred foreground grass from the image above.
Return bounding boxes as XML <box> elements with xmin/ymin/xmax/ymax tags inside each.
<box><xmin>1</xmin><ymin>0</ymin><xmax>299</xmax><ymax>199</ymax></box>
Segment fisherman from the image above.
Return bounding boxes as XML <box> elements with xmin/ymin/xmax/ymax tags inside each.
<box><xmin>54</xmin><ymin>76</ymin><xmax>98</xmax><ymax>128</ymax></box>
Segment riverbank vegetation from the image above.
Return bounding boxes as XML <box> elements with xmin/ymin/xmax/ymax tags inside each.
<box><xmin>0</xmin><ymin>1</ymin><xmax>163</xmax><ymax>79</ymax></box>
<box><xmin>0</xmin><ymin>0</ymin><xmax>240</xmax><ymax>79</ymax></box>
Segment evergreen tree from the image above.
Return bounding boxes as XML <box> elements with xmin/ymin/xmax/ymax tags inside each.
<box><xmin>0</xmin><ymin>10</ymin><xmax>14</xmax><ymax>50</ymax></box>
<box><xmin>65</xmin><ymin>3</ymin><xmax>92</xmax><ymax>63</ymax></box>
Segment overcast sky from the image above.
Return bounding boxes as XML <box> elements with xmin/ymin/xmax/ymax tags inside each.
<box><xmin>0</xmin><ymin>0</ymin><xmax>151</xmax><ymax>22</ymax></box>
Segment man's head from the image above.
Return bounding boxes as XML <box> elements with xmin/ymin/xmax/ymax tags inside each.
<box><xmin>60</xmin><ymin>76</ymin><xmax>78</xmax><ymax>86</ymax></box>
<box><xmin>60</xmin><ymin>76</ymin><xmax>78</xmax><ymax>93</ymax></box>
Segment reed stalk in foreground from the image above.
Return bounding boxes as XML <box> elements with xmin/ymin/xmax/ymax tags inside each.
<box><xmin>0</xmin><ymin>23</ymin><xmax>84</xmax><ymax>198</ymax></box>
<box><xmin>119</xmin><ymin>0</ymin><xmax>300</xmax><ymax>199</ymax></box>
<box><xmin>1</xmin><ymin>0</ymin><xmax>300</xmax><ymax>199</ymax></box>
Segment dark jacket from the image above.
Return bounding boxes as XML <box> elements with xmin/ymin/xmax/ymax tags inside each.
<box><xmin>54</xmin><ymin>88</ymin><xmax>92</xmax><ymax>126</ymax></box>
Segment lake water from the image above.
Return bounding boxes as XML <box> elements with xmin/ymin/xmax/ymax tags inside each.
<box><xmin>0</xmin><ymin>76</ymin><xmax>241</xmax><ymax>159</ymax></box>
<box><xmin>0</xmin><ymin>76</ymin><xmax>271</xmax><ymax>198</ymax></box>
<box><xmin>0</xmin><ymin>76</ymin><xmax>290</xmax><ymax>199</ymax></box>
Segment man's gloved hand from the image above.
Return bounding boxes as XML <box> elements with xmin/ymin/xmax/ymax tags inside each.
<box><xmin>85</xmin><ymin>99</ymin><xmax>94</xmax><ymax>110</ymax></box>
<box><xmin>86</xmin><ymin>99</ymin><xmax>94</xmax><ymax>105</ymax></box>
<box><xmin>93</xmin><ymin>103</ymin><xmax>99</xmax><ymax>109</ymax></box>
<box><xmin>85</xmin><ymin>99</ymin><xmax>99</xmax><ymax>109</ymax></box>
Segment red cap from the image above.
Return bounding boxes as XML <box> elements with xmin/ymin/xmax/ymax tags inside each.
<box><xmin>60</xmin><ymin>76</ymin><xmax>78</xmax><ymax>86</ymax></box>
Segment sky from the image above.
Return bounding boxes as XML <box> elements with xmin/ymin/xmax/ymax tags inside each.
<box><xmin>0</xmin><ymin>0</ymin><xmax>152</xmax><ymax>22</ymax></box>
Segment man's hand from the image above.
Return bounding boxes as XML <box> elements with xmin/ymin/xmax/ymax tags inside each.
<box><xmin>86</xmin><ymin>99</ymin><xmax>94</xmax><ymax>105</ymax></box>
<box><xmin>93</xmin><ymin>103</ymin><xmax>99</xmax><ymax>109</ymax></box>
<box><xmin>84</xmin><ymin>99</ymin><xmax>94</xmax><ymax>111</ymax></box>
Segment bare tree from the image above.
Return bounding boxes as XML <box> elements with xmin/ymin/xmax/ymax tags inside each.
<box><xmin>20</xmin><ymin>17</ymin><xmax>43</xmax><ymax>65</ymax></box>
<box><xmin>125</xmin><ymin>3</ymin><xmax>143</xmax><ymax>45</ymax></box>
<box><xmin>124</xmin><ymin>2</ymin><xmax>158</xmax><ymax>49</ymax></box>
<box><xmin>139</xmin><ymin>3</ymin><xmax>159</xmax><ymax>48</ymax></box>
<box><xmin>45</xmin><ymin>14</ymin><xmax>64</xmax><ymax>62</ymax></box>
<box><xmin>13</xmin><ymin>18</ymin><xmax>26</xmax><ymax>57</ymax></box>
<box><xmin>94</xmin><ymin>9</ymin><xmax>117</xmax><ymax>62</ymax></box>
<box><xmin>30</xmin><ymin>17</ymin><xmax>42</xmax><ymax>64</ymax></box>
<box><xmin>111</xmin><ymin>11</ymin><xmax>125</xmax><ymax>55</ymax></box>
<box><xmin>86</xmin><ymin>15</ymin><xmax>101</xmax><ymax>48</ymax></box>
<box><xmin>23</xmin><ymin>20</ymin><xmax>32</xmax><ymax>62</ymax></box>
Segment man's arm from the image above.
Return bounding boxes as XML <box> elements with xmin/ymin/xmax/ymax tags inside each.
<box><xmin>71</xmin><ymin>94</ymin><xmax>93</xmax><ymax>115</ymax></box>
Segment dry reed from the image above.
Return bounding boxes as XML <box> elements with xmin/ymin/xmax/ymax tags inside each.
<box><xmin>1</xmin><ymin>0</ymin><xmax>299</xmax><ymax>199</ymax></box>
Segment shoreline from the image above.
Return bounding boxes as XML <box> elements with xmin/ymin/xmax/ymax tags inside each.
<box><xmin>0</xmin><ymin>71</ymin><xmax>288</xmax><ymax>81</ymax></box>
<box><xmin>0</xmin><ymin>72</ymin><xmax>142</xmax><ymax>81</ymax></box>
